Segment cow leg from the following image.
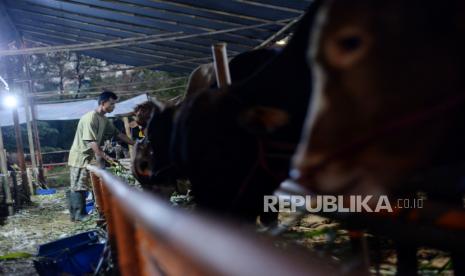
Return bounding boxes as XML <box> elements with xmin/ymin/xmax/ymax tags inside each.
<box><xmin>371</xmin><ymin>236</ymin><xmax>382</xmax><ymax>276</ymax></box>
<box><xmin>451</xmin><ymin>250</ymin><xmax>465</xmax><ymax>276</ymax></box>
<box><xmin>259</xmin><ymin>211</ymin><xmax>278</xmax><ymax>228</ymax></box>
<box><xmin>428</xmin><ymin>187</ymin><xmax>464</xmax><ymax>275</ymax></box>
<box><xmin>349</xmin><ymin>231</ymin><xmax>370</xmax><ymax>275</ymax></box>
<box><xmin>448</xmin><ymin>194</ymin><xmax>465</xmax><ymax>275</ymax></box>
<box><xmin>395</xmin><ymin>243</ymin><xmax>417</xmax><ymax>276</ymax></box>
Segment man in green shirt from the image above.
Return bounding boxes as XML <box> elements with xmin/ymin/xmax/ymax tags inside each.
<box><xmin>68</xmin><ymin>91</ymin><xmax>134</xmax><ymax>221</ymax></box>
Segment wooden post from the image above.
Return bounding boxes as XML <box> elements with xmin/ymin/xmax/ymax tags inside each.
<box><xmin>31</xmin><ymin>103</ymin><xmax>45</xmax><ymax>185</ymax></box>
<box><xmin>111</xmin><ymin>198</ymin><xmax>141</xmax><ymax>276</ymax></box>
<box><xmin>22</xmin><ymin>79</ymin><xmax>36</xmax><ymax>169</ymax></box>
<box><xmin>99</xmin><ymin>178</ymin><xmax>119</xmax><ymax>269</ymax></box>
<box><xmin>24</xmin><ymin>53</ymin><xmax>46</xmax><ymax>186</ymax></box>
<box><xmin>90</xmin><ymin>172</ymin><xmax>105</xmax><ymax>213</ymax></box>
<box><xmin>5</xmin><ymin>54</ymin><xmax>31</xmax><ymax>204</ymax></box>
<box><xmin>122</xmin><ymin>116</ymin><xmax>133</xmax><ymax>159</ymax></box>
<box><xmin>12</xmin><ymin>108</ymin><xmax>31</xmax><ymax>203</ymax></box>
<box><xmin>211</xmin><ymin>43</ymin><xmax>231</xmax><ymax>88</ymax></box>
<box><xmin>0</xmin><ymin>127</ymin><xmax>13</xmax><ymax>215</ymax></box>
<box><xmin>26</xmin><ymin>167</ymin><xmax>34</xmax><ymax>196</ymax></box>
<box><xmin>24</xmin><ymin>95</ymin><xmax>37</xmax><ymax>181</ymax></box>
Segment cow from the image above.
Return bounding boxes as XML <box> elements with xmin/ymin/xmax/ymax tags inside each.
<box><xmin>133</xmin><ymin>47</ymin><xmax>282</xmax><ymax>199</ymax></box>
<box><xmin>171</xmin><ymin>2</ymin><xmax>323</xmax><ymax>225</ymax></box>
<box><xmin>133</xmin><ymin>100</ymin><xmax>162</xmax><ymax>131</ymax></box>
<box><xmin>131</xmin><ymin>100</ymin><xmax>166</xmax><ymax>191</ymax></box>
<box><xmin>184</xmin><ymin>63</ymin><xmax>215</xmax><ymax>99</ymax></box>
<box><xmin>290</xmin><ymin>1</ymin><xmax>465</xmax><ymax>274</ymax></box>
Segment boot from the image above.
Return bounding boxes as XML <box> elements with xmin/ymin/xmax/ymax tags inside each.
<box><xmin>75</xmin><ymin>191</ymin><xmax>90</xmax><ymax>222</ymax></box>
<box><xmin>70</xmin><ymin>191</ymin><xmax>90</xmax><ymax>222</ymax></box>
<box><xmin>66</xmin><ymin>190</ymin><xmax>75</xmax><ymax>222</ymax></box>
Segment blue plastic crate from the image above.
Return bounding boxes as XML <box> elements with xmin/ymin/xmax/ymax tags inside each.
<box><xmin>34</xmin><ymin>230</ymin><xmax>105</xmax><ymax>276</ymax></box>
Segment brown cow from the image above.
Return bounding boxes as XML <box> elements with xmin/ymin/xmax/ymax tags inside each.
<box><xmin>290</xmin><ymin>1</ymin><xmax>465</xmax><ymax>274</ymax></box>
<box><xmin>133</xmin><ymin>100</ymin><xmax>162</xmax><ymax>130</ymax></box>
<box><xmin>184</xmin><ymin>63</ymin><xmax>216</xmax><ymax>99</ymax></box>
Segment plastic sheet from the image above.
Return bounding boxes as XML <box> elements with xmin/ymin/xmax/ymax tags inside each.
<box><xmin>0</xmin><ymin>94</ymin><xmax>148</xmax><ymax>126</ymax></box>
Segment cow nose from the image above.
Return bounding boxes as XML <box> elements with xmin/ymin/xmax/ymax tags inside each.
<box><xmin>136</xmin><ymin>161</ymin><xmax>151</xmax><ymax>177</ymax></box>
<box><xmin>132</xmin><ymin>147</ymin><xmax>153</xmax><ymax>180</ymax></box>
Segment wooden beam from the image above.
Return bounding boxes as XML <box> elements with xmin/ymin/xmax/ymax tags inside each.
<box><xmin>23</xmin><ymin>52</ymin><xmax>46</xmax><ymax>186</ymax></box>
<box><xmin>211</xmin><ymin>43</ymin><xmax>231</xmax><ymax>88</ymax></box>
<box><xmin>31</xmin><ymin>102</ymin><xmax>46</xmax><ymax>186</ymax></box>
<box><xmin>12</xmin><ymin>107</ymin><xmax>31</xmax><ymax>204</ymax></box>
<box><xmin>24</xmin><ymin>96</ymin><xmax>37</xmax><ymax>170</ymax></box>
<box><xmin>5</xmin><ymin>52</ymin><xmax>31</xmax><ymax>204</ymax></box>
<box><xmin>122</xmin><ymin>116</ymin><xmax>133</xmax><ymax>159</ymax></box>
<box><xmin>0</xmin><ymin>127</ymin><xmax>14</xmax><ymax>215</ymax></box>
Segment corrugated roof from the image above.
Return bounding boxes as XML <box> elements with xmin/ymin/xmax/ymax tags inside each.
<box><xmin>0</xmin><ymin>0</ymin><xmax>312</xmax><ymax>74</ymax></box>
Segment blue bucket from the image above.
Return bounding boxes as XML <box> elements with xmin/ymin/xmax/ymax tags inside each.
<box><xmin>36</xmin><ymin>188</ymin><xmax>56</xmax><ymax>195</ymax></box>
<box><xmin>34</xmin><ymin>230</ymin><xmax>105</xmax><ymax>276</ymax></box>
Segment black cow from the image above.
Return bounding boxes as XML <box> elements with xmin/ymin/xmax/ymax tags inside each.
<box><xmin>133</xmin><ymin>48</ymin><xmax>281</xmax><ymax>199</ymax></box>
<box><xmin>171</xmin><ymin>2</ymin><xmax>322</xmax><ymax>224</ymax></box>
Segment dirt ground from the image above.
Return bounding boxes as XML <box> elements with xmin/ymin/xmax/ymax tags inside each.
<box><xmin>279</xmin><ymin>214</ymin><xmax>454</xmax><ymax>275</ymax></box>
<box><xmin>0</xmin><ymin>188</ymin><xmax>97</xmax><ymax>275</ymax></box>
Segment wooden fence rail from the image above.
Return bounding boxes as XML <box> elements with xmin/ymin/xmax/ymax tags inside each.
<box><xmin>88</xmin><ymin>165</ymin><xmax>344</xmax><ymax>276</ymax></box>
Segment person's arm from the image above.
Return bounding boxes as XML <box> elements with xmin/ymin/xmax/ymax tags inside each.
<box><xmin>88</xmin><ymin>141</ymin><xmax>114</xmax><ymax>162</ymax></box>
<box><xmin>104</xmin><ymin>119</ymin><xmax>135</xmax><ymax>146</ymax></box>
<box><xmin>117</xmin><ymin>132</ymin><xmax>135</xmax><ymax>146</ymax></box>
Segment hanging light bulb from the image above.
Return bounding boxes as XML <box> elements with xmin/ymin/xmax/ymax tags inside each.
<box><xmin>3</xmin><ymin>94</ymin><xmax>18</xmax><ymax>108</ymax></box>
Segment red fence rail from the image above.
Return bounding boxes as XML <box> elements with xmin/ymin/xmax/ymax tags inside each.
<box><xmin>88</xmin><ymin>165</ymin><xmax>345</xmax><ymax>276</ymax></box>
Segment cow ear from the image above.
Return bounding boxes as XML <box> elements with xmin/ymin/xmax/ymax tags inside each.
<box><xmin>239</xmin><ymin>106</ymin><xmax>289</xmax><ymax>134</ymax></box>
<box><xmin>323</xmin><ymin>26</ymin><xmax>372</xmax><ymax>69</ymax></box>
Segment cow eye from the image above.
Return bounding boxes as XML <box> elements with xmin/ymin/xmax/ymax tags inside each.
<box><xmin>338</xmin><ymin>36</ymin><xmax>362</xmax><ymax>51</ymax></box>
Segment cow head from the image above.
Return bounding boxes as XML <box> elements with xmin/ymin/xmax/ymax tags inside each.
<box><xmin>292</xmin><ymin>0</ymin><xmax>465</xmax><ymax>197</ymax></box>
<box><xmin>133</xmin><ymin>100</ymin><xmax>161</xmax><ymax>129</ymax></box>
<box><xmin>132</xmin><ymin>103</ymin><xmax>179</xmax><ymax>198</ymax></box>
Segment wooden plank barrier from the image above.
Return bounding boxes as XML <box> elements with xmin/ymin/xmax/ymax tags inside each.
<box><xmin>88</xmin><ymin>165</ymin><xmax>344</xmax><ymax>276</ymax></box>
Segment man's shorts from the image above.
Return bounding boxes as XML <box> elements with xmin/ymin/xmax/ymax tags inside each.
<box><xmin>69</xmin><ymin>166</ymin><xmax>91</xmax><ymax>191</ymax></box>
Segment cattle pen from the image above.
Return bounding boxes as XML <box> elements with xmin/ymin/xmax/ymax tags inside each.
<box><xmin>89</xmin><ymin>161</ymin><xmax>465</xmax><ymax>275</ymax></box>
<box><xmin>1</xmin><ymin>1</ymin><xmax>465</xmax><ymax>275</ymax></box>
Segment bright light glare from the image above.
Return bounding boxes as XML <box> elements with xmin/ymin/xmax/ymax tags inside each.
<box><xmin>3</xmin><ymin>95</ymin><xmax>18</xmax><ymax>108</ymax></box>
<box><xmin>276</xmin><ymin>39</ymin><xmax>287</xmax><ymax>46</ymax></box>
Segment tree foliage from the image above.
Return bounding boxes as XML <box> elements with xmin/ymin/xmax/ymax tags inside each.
<box><xmin>0</xmin><ymin>44</ymin><xmax>188</xmax><ymax>153</ymax></box>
